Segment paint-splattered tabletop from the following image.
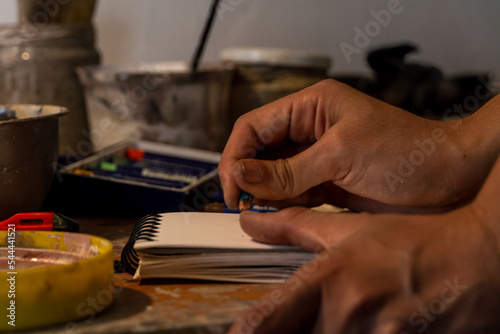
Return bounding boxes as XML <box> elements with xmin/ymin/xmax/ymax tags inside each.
<box><xmin>25</xmin><ymin>216</ymin><xmax>277</xmax><ymax>334</ymax></box>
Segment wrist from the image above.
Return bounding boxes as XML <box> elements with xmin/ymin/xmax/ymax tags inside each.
<box><xmin>407</xmin><ymin>117</ymin><xmax>482</xmax><ymax>208</ymax></box>
<box><xmin>471</xmin><ymin>154</ymin><xmax>500</xmax><ymax>245</ymax></box>
<box><xmin>449</xmin><ymin>96</ymin><xmax>500</xmax><ymax>201</ymax></box>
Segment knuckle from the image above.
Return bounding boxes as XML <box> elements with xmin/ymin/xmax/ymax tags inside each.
<box><xmin>373</xmin><ymin>319</ymin><xmax>408</xmax><ymax>334</ymax></box>
<box><xmin>278</xmin><ymin>206</ymin><xmax>307</xmax><ymax>221</ymax></box>
<box><xmin>271</xmin><ymin>159</ymin><xmax>296</xmax><ymax>195</ymax></box>
<box><xmin>347</xmin><ymin>282</ymin><xmax>375</xmax><ymax>306</ymax></box>
<box><xmin>233</xmin><ymin>111</ymin><xmax>251</xmax><ymax>126</ymax></box>
<box><xmin>310</xmin><ymin>78</ymin><xmax>336</xmax><ymax>91</ymax></box>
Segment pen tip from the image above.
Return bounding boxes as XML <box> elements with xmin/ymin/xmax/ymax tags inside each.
<box><xmin>239</xmin><ymin>200</ymin><xmax>252</xmax><ymax>212</ymax></box>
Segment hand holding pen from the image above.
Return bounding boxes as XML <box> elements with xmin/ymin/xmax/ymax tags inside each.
<box><xmin>218</xmin><ymin>79</ymin><xmax>489</xmax><ymax>214</ymax></box>
<box><xmin>221</xmin><ymin>79</ymin><xmax>500</xmax><ymax>334</ymax></box>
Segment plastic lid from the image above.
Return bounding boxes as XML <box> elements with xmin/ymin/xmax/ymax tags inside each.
<box><xmin>220</xmin><ymin>47</ymin><xmax>331</xmax><ymax>69</ymax></box>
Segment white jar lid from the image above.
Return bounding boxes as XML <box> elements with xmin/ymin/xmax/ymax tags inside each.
<box><xmin>220</xmin><ymin>47</ymin><xmax>331</xmax><ymax>70</ymax></box>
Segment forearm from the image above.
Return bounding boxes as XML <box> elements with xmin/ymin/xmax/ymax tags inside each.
<box><xmin>445</xmin><ymin>95</ymin><xmax>500</xmax><ymax>203</ymax></box>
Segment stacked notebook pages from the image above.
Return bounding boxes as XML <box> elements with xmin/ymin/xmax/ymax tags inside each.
<box><xmin>121</xmin><ymin>212</ymin><xmax>316</xmax><ymax>283</ymax></box>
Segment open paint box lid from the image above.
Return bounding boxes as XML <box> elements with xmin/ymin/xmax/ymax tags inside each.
<box><xmin>0</xmin><ymin>231</ymin><xmax>114</xmax><ymax>331</ymax></box>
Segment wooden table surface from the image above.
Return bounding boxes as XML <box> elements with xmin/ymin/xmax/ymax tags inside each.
<box><xmin>28</xmin><ymin>216</ymin><xmax>278</xmax><ymax>334</ymax></box>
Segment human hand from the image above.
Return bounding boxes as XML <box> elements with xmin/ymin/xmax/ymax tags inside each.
<box><xmin>218</xmin><ymin>79</ymin><xmax>497</xmax><ymax>213</ymax></box>
<box><xmin>229</xmin><ymin>155</ymin><xmax>500</xmax><ymax>333</ymax></box>
<box><xmin>228</xmin><ymin>205</ymin><xmax>500</xmax><ymax>333</ymax></box>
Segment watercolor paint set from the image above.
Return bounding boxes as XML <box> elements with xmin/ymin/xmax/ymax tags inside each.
<box><xmin>44</xmin><ymin>140</ymin><xmax>222</xmax><ymax>217</ymax></box>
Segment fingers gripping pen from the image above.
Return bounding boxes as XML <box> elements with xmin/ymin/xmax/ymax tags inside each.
<box><xmin>237</xmin><ymin>150</ymin><xmax>278</xmax><ymax>213</ymax></box>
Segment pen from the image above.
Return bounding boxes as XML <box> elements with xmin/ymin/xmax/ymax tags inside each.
<box><xmin>239</xmin><ymin>191</ymin><xmax>253</xmax><ymax>211</ymax></box>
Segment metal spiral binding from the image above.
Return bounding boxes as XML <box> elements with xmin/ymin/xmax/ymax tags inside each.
<box><xmin>120</xmin><ymin>214</ymin><xmax>162</xmax><ymax>275</ymax></box>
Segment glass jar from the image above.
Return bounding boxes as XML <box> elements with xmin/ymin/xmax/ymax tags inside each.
<box><xmin>0</xmin><ymin>24</ymin><xmax>100</xmax><ymax>156</ymax></box>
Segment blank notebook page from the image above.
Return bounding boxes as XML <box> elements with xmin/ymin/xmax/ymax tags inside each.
<box><xmin>133</xmin><ymin>212</ymin><xmax>298</xmax><ymax>251</ymax></box>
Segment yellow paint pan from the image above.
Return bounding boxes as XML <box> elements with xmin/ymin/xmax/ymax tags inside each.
<box><xmin>0</xmin><ymin>231</ymin><xmax>114</xmax><ymax>331</ymax></box>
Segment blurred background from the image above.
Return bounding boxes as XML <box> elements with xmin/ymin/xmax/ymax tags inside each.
<box><xmin>1</xmin><ymin>0</ymin><xmax>498</xmax><ymax>216</ymax></box>
<box><xmin>0</xmin><ymin>0</ymin><xmax>498</xmax><ymax>77</ymax></box>
<box><xmin>1</xmin><ymin>0</ymin><xmax>499</xmax><ymax>156</ymax></box>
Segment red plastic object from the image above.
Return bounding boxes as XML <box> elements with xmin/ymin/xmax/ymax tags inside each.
<box><xmin>126</xmin><ymin>147</ymin><xmax>145</xmax><ymax>162</ymax></box>
<box><xmin>0</xmin><ymin>212</ymin><xmax>55</xmax><ymax>231</ymax></box>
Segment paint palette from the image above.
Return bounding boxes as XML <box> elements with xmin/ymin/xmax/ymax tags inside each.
<box><xmin>44</xmin><ymin>140</ymin><xmax>221</xmax><ymax>217</ymax></box>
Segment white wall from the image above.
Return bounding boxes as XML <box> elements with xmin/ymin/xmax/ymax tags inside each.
<box><xmin>1</xmin><ymin>0</ymin><xmax>499</xmax><ymax>78</ymax></box>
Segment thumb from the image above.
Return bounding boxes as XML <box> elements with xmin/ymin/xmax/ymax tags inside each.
<box><xmin>234</xmin><ymin>139</ymin><xmax>344</xmax><ymax>201</ymax></box>
<box><xmin>240</xmin><ymin>207</ymin><xmax>365</xmax><ymax>252</ymax></box>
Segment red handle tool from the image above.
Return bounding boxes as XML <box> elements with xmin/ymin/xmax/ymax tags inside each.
<box><xmin>0</xmin><ymin>212</ymin><xmax>79</xmax><ymax>232</ymax></box>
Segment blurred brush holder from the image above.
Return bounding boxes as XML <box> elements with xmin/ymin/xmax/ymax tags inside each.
<box><xmin>221</xmin><ymin>47</ymin><xmax>331</xmax><ymax>126</ymax></box>
<box><xmin>76</xmin><ymin>62</ymin><xmax>233</xmax><ymax>152</ymax></box>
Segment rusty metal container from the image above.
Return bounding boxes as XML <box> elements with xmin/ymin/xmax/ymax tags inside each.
<box><xmin>0</xmin><ymin>104</ymin><xmax>67</xmax><ymax>220</ymax></box>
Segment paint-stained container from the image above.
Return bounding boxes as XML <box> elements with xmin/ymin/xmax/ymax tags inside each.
<box><xmin>221</xmin><ymin>47</ymin><xmax>331</xmax><ymax>126</ymax></box>
<box><xmin>0</xmin><ymin>231</ymin><xmax>114</xmax><ymax>331</ymax></box>
<box><xmin>76</xmin><ymin>62</ymin><xmax>233</xmax><ymax>153</ymax></box>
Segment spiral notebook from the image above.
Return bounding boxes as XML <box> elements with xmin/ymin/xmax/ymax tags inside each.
<box><xmin>121</xmin><ymin>212</ymin><xmax>315</xmax><ymax>283</ymax></box>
